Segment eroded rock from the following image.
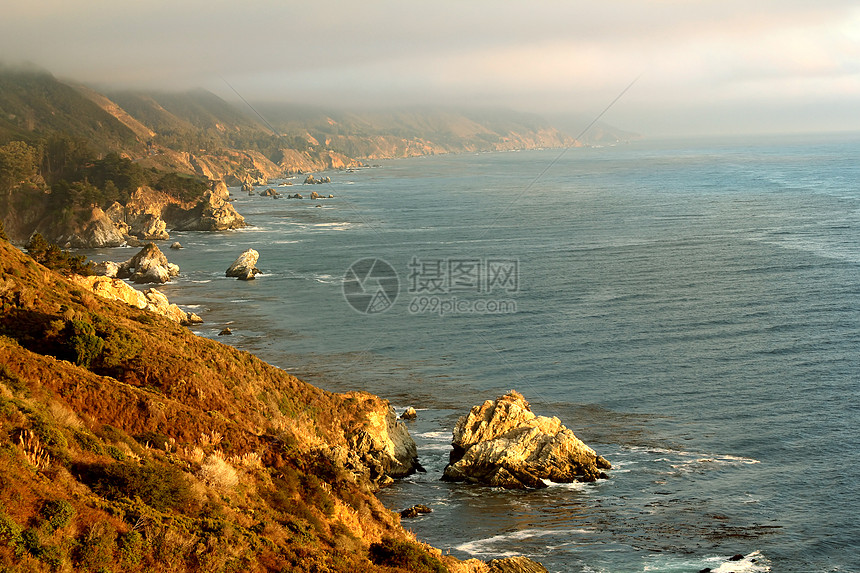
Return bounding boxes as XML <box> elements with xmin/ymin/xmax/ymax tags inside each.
<box><xmin>69</xmin><ymin>275</ymin><xmax>201</xmax><ymax>325</ymax></box>
<box><xmin>442</xmin><ymin>390</ymin><xmax>610</xmax><ymax>489</ymax></box>
<box><xmin>115</xmin><ymin>243</ymin><xmax>179</xmax><ymax>284</ymax></box>
<box><xmin>226</xmin><ymin>248</ymin><xmax>260</xmax><ymax>280</ymax></box>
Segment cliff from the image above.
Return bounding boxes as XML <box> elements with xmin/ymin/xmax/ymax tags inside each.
<box><xmin>0</xmin><ymin>238</ymin><xmax>453</xmax><ymax>572</ymax></box>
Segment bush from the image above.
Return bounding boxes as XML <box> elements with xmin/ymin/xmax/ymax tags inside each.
<box><xmin>368</xmin><ymin>537</ymin><xmax>448</xmax><ymax>573</ymax></box>
<box><xmin>89</xmin><ymin>461</ymin><xmax>192</xmax><ymax>512</ymax></box>
<box><xmin>40</xmin><ymin>499</ymin><xmax>75</xmax><ymax>533</ymax></box>
<box><xmin>0</xmin><ymin>509</ymin><xmax>23</xmax><ymax>556</ymax></box>
<box><xmin>67</xmin><ymin>319</ymin><xmax>104</xmax><ymax>368</ymax></box>
<box><xmin>118</xmin><ymin>530</ymin><xmax>144</xmax><ymax>568</ymax></box>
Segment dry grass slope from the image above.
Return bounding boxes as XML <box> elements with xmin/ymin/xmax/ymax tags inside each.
<box><xmin>0</xmin><ymin>238</ymin><xmax>454</xmax><ymax>572</ymax></box>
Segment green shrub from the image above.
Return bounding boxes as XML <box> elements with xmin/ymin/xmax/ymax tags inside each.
<box><xmin>368</xmin><ymin>537</ymin><xmax>447</xmax><ymax>573</ymax></box>
<box><xmin>105</xmin><ymin>445</ymin><xmax>126</xmax><ymax>461</ymax></box>
<box><xmin>118</xmin><ymin>530</ymin><xmax>144</xmax><ymax>568</ymax></box>
<box><xmin>76</xmin><ymin>521</ymin><xmax>117</xmax><ymax>572</ymax></box>
<box><xmin>89</xmin><ymin>461</ymin><xmax>192</xmax><ymax>512</ymax></box>
<box><xmin>75</xmin><ymin>430</ymin><xmax>106</xmax><ymax>456</ymax></box>
<box><xmin>40</xmin><ymin>499</ymin><xmax>75</xmax><ymax>532</ymax></box>
<box><xmin>0</xmin><ymin>509</ymin><xmax>23</xmax><ymax>556</ymax></box>
<box><xmin>25</xmin><ymin>233</ymin><xmax>94</xmax><ymax>276</ymax></box>
<box><xmin>67</xmin><ymin>319</ymin><xmax>104</xmax><ymax>368</ymax></box>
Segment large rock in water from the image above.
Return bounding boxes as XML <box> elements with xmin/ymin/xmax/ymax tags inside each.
<box><xmin>116</xmin><ymin>243</ymin><xmax>180</xmax><ymax>284</ymax></box>
<box><xmin>226</xmin><ymin>249</ymin><xmax>260</xmax><ymax>280</ymax></box>
<box><xmin>442</xmin><ymin>390</ymin><xmax>610</xmax><ymax>489</ymax></box>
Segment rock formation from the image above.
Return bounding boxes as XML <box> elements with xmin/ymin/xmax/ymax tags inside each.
<box><xmin>165</xmin><ymin>181</ymin><xmax>246</xmax><ymax>231</ymax></box>
<box><xmin>114</xmin><ymin>243</ymin><xmax>179</xmax><ymax>284</ymax></box>
<box><xmin>442</xmin><ymin>390</ymin><xmax>610</xmax><ymax>489</ymax></box>
<box><xmin>68</xmin><ymin>275</ymin><xmax>202</xmax><ymax>326</ymax></box>
<box><xmin>400</xmin><ymin>504</ymin><xmax>432</xmax><ymax>518</ymax></box>
<box><xmin>226</xmin><ymin>248</ymin><xmax>260</xmax><ymax>280</ymax></box>
<box><xmin>303</xmin><ymin>174</ymin><xmax>331</xmax><ymax>185</ymax></box>
<box><xmin>56</xmin><ymin>207</ymin><xmax>127</xmax><ymax>248</ymax></box>
<box><xmin>328</xmin><ymin>399</ymin><xmax>421</xmax><ymax>488</ymax></box>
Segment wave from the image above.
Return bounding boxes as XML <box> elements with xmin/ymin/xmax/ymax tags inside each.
<box><xmin>455</xmin><ymin>528</ymin><xmax>592</xmax><ymax>557</ymax></box>
<box><xmin>708</xmin><ymin>550</ymin><xmax>770</xmax><ymax>572</ymax></box>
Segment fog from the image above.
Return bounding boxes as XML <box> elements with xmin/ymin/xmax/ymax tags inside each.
<box><xmin>2</xmin><ymin>0</ymin><xmax>859</xmax><ymax>136</ymax></box>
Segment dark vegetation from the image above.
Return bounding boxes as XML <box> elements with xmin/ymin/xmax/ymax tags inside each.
<box><xmin>0</xmin><ymin>237</ymin><xmax>452</xmax><ymax>572</ymax></box>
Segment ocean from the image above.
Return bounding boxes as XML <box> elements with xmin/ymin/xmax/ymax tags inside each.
<box><xmin>95</xmin><ymin>133</ymin><xmax>860</xmax><ymax>572</ymax></box>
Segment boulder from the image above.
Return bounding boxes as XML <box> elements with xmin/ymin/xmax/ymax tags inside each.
<box><xmin>400</xmin><ymin>504</ymin><xmax>432</xmax><ymax>518</ymax></box>
<box><xmin>68</xmin><ymin>276</ymin><xmax>201</xmax><ymax>325</ymax></box>
<box><xmin>219</xmin><ymin>327</ymin><xmax>232</xmax><ymax>336</ymax></box>
<box><xmin>400</xmin><ymin>407</ymin><xmax>418</xmax><ymax>420</ymax></box>
<box><xmin>170</xmin><ymin>242</ymin><xmax>182</xmax><ymax>250</ymax></box>
<box><xmin>442</xmin><ymin>390</ymin><xmax>610</xmax><ymax>489</ymax></box>
<box><xmin>226</xmin><ymin>248</ymin><xmax>260</xmax><ymax>280</ymax></box>
<box><xmin>116</xmin><ymin>243</ymin><xmax>179</xmax><ymax>284</ymax></box>
<box><xmin>94</xmin><ymin>260</ymin><xmax>120</xmax><ymax>278</ymax></box>
<box><xmin>259</xmin><ymin>188</ymin><xmax>281</xmax><ymax>198</ymax></box>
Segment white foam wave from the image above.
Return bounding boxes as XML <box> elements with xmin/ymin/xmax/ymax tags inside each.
<box><xmin>311</xmin><ymin>222</ymin><xmax>353</xmax><ymax>231</ymax></box>
<box><xmin>416</xmin><ymin>431</ymin><xmax>450</xmax><ymax>440</ymax></box>
<box><xmin>710</xmin><ymin>550</ymin><xmax>770</xmax><ymax>572</ymax></box>
<box><xmin>455</xmin><ymin>528</ymin><xmax>591</xmax><ymax>557</ymax></box>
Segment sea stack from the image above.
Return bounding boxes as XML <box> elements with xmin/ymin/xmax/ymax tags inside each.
<box><xmin>226</xmin><ymin>249</ymin><xmax>260</xmax><ymax>280</ymax></box>
<box><xmin>442</xmin><ymin>390</ymin><xmax>610</xmax><ymax>489</ymax></box>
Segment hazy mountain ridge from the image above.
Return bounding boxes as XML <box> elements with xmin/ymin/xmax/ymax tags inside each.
<box><xmin>0</xmin><ymin>67</ymin><xmax>633</xmax><ymax>246</ymax></box>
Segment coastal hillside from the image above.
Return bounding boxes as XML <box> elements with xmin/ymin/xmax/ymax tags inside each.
<box><xmin>0</xmin><ymin>236</ymin><xmax>461</xmax><ymax>572</ymax></box>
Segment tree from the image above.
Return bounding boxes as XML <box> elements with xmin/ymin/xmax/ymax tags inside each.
<box><xmin>0</xmin><ymin>140</ymin><xmax>39</xmax><ymax>191</ymax></box>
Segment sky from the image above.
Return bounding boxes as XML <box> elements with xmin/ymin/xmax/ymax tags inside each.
<box><xmin>2</xmin><ymin>0</ymin><xmax>859</xmax><ymax>136</ymax></box>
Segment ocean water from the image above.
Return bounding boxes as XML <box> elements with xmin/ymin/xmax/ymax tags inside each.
<box><xmin>100</xmin><ymin>134</ymin><xmax>859</xmax><ymax>572</ymax></box>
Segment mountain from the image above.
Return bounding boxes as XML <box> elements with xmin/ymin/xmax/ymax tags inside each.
<box><xmin>0</xmin><ymin>66</ymin><xmax>632</xmax><ymax>247</ymax></box>
<box><xmin>0</xmin><ymin>66</ymin><xmax>143</xmax><ymax>155</ymax></box>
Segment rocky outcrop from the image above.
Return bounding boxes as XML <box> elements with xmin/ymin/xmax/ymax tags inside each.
<box><xmin>55</xmin><ymin>207</ymin><xmax>127</xmax><ymax>248</ymax></box>
<box><xmin>487</xmin><ymin>557</ymin><xmax>550</xmax><ymax>573</ymax></box>
<box><xmin>442</xmin><ymin>391</ymin><xmax>610</xmax><ymax>489</ymax></box>
<box><xmin>329</xmin><ymin>400</ymin><xmax>420</xmax><ymax>488</ymax></box>
<box><xmin>115</xmin><ymin>243</ymin><xmax>179</xmax><ymax>284</ymax></box>
<box><xmin>68</xmin><ymin>275</ymin><xmax>202</xmax><ymax>326</ymax></box>
<box><xmin>226</xmin><ymin>249</ymin><xmax>260</xmax><ymax>280</ymax></box>
<box><xmin>165</xmin><ymin>181</ymin><xmax>245</xmax><ymax>231</ymax></box>
<box><xmin>445</xmin><ymin>556</ymin><xmax>549</xmax><ymax>573</ymax></box>
<box><xmin>259</xmin><ymin>188</ymin><xmax>281</xmax><ymax>198</ymax></box>
<box><xmin>303</xmin><ymin>174</ymin><xmax>331</xmax><ymax>185</ymax></box>
<box><xmin>119</xmin><ymin>188</ymin><xmax>172</xmax><ymax>240</ymax></box>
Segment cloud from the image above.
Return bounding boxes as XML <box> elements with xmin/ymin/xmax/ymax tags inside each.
<box><xmin>2</xmin><ymin>0</ymin><xmax>859</xmax><ymax>134</ymax></box>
